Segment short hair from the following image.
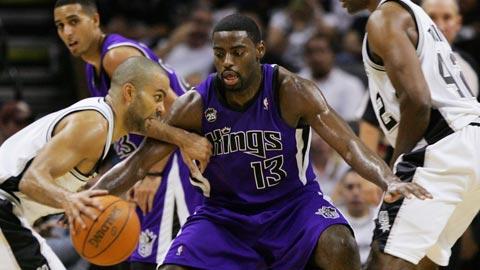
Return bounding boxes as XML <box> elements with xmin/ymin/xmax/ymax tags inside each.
<box><xmin>54</xmin><ymin>0</ymin><xmax>97</xmax><ymax>14</ymax></box>
<box><xmin>213</xmin><ymin>13</ymin><xmax>262</xmax><ymax>43</ymax></box>
<box><xmin>110</xmin><ymin>56</ymin><xmax>165</xmax><ymax>92</ymax></box>
<box><xmin>305</xmin><ymin>33</ymin><xmax>334</xmax><ymax>51</ymax></box>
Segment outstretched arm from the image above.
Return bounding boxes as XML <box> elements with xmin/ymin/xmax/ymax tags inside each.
<box><xmin>92</xmin><ymin>90</ymin><xmax>209</xmax><ymax>196</ymax></box>
<box><xmin>367</xmin><ymin>4</ymin><xmax>431</xmax><ymax>165</ymax></box>
<box><xmin>279</xmin><ymin>68</ymin><xmax>431</xmax><ymax>202</ymax></box>
<box><xmin>103</xmin><ymin>47</ymin><xmax>211</xmax><ymax>165</ymax></box>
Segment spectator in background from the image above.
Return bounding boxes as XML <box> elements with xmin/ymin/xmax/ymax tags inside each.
<box><xmin>299</xmin><ymin>33</ymin><xmax>366</xmax><ymax>122</ymax></box>
<box><xmin>334</xmin><ymin>170</ymin><xmax>381</xmax><ymax>266</ymax></box>
<box><xmin>0</xmin><ymin>100</ymin><xmax>32</xmax><ymax>144</ymax></box>
<box><xmin>267</xmin><ymin>0</ymin><xmax>332</xmax><ymax>71</ymax></box>
<box><xmin>156</xmin><ymin>5</ymin><xmax>214</xmax><ymax>86</ymax></box>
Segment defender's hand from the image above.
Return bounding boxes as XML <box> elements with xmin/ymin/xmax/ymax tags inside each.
<box><xmin>179</xmin><ymin>133</ymin><xmax>212</xmax><ymax>173</ymax></box>
<box><xmin>384</xmin><ymin>179</ymin><xmax>433</xmax><ymax>203</ymax></box>
<box><xmin>61</xmin><ymin>189</ymin><xmax>108</xmax><ymax>234</ymax></box>
<box><xmin>129</xmin><ymin>174</ymin><xmax>162</xmax><ymax>214</ymax></box>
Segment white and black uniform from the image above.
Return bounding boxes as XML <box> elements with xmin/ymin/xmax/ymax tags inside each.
<box><xmin>363</xmin><ymin>0</ymin><xmax>480</xmax><ymax>266</ymax></box>
<box><xmin>0</xmin><ymin>97</ymin><xmax>114</xmax><ymax>270</ymax></box>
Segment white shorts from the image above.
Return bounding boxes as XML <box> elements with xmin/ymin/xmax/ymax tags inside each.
<box><xmin>0</xmin><ymin>195</ymin><xmax>66</xmax><ymax>270</ymax></box>
<box><xmin>373</xmin><ymin>123</ymin><xmax>480</xmax><ymax>266</ymax></box>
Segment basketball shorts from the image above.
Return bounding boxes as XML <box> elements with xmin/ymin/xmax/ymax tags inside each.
<box><xmin>0</xmin><ymin>194</ymin><xmax>65</xmax><ymax>270</ymax></box>
<box><xmin>129</xmin><ymin>153</ymin><xmax>203</xmax><ymax>265</ymax></box>
<box><xmin>161</xmin><ymin>183</ymin><xmax>351</xmax><ymax>270</ymax></box>
<box><xmin>373</xmin><ymin>123</ymin><xmax>480</xmax><ymax>266</ymax></box>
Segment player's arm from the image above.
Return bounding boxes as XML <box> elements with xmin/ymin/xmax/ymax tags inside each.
<box><xmin>279</xmin><ymin>68</ymin><xmax>431</xmax><ymax>202</ymax></box>
<box><xmin>19</xmin><ymin>111</ymin><xmax>109</xmax><ymax>229</ymax></box>
<box><xmin>92</xmin><ymin>90</ymin><xmax>209</xmax><ymax>196</ymax></box>
<box><xmin>367</xmin><ymin>4</ymin><xmax>432</xmax><ymax>165</ymax></box>
<box><xmin>103</xmin><ymin>47</ymin><xmax>211</xmax><ymax>168</ymax></box>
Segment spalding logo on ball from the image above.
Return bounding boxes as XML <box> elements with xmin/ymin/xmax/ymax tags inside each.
<box><xmin>71</xmin><ymin>195</ymin><xmax>140</xmax><ymax>266</ymax></box>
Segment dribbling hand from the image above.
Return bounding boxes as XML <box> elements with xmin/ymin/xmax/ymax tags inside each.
<box><xmin>61</xmin><ymin>189</ymin><xmax>108</xmax><ymax>234</ymax></box>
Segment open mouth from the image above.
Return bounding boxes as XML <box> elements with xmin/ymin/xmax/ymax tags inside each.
<box><xmin>222</xmin><ymin>70</ymin><xmax>239</xmax><ymax>86</ymax></box>
<box><xmin>68</xmin><ymin>41</ymin><xmax>79</xmax><ymax>49</ymax></box>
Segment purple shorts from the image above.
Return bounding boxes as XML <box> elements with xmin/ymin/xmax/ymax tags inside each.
<box><xmin>162</xmin><ymin>183</ymin><xmax>351</xmax><ymax>270</ymax></box>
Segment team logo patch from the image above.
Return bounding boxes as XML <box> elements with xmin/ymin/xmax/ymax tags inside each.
<box><xmin>378</xmin><ymin>210</ymin><xmax>391</xmax><ymax>232</ymax></box>
<box><xmin>205</xmin><ymin>107</ymin><xmax>217</xmax><ymax>122</ymax></box>
<box><xmin>315</xmin><ymin>206</ymin><xmax>339</xmax><ymax>219</ymax></box>
<box><xmin>138</xmin><ymin>229</ymin><xmax>157</xmax><ymax>257</ymax></box>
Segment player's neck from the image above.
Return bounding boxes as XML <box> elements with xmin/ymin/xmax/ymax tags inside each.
<box><xmin>224</xmin><ymin>65</ymin><xmax>262</xmax><ymax>109</ymax></box>
<box><xmin>81</xmin><ymin>33</ymin><xmax>106</xmax><ymax>70</ymax></box>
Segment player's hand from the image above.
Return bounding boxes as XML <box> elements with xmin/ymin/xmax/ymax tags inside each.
<box><xmin>384</xmin><ymin>179</ymin><xmax>433</xmax><ymax>203</ymax></box>
<box><xmin>128</xmin><ymin>174</ymin><xmax>162</xmax><ymax>214</ymax></box>
<box><xmin>179</xmin><ymin>133</ymin><xmax>212</xmax><ymax>174</ymax></box>
<box><xmin>61</xmin><ymin>189</ymin><xmax>108</xmax><ymax>234</ymax></box>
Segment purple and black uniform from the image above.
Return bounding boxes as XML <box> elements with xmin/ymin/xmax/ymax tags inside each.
<box><xmin>163</xmin><ymin>64</ymin><xmax>350</xmax><ymax>270</ymax></box>
<box><xmin>85</xmin><ymin>34</ymin><xmax>203</xmax><ymax>265</ymax></box>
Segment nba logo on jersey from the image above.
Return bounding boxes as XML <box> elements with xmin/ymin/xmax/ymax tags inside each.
<box><xmin>205</xmin><ymin>108</ymin><xmax>217</xmax><ymax>122</ymax></box>
<box><xmin>138</xmin><ymin>229</ymin><xmax>158</xmax><ymax>257</ymax></box>
<box><xmin>263</xmin><ymin>97</ymin><xmax>269</xmax><ymax>110</ymax></box>
<box><xmin>315</xmin><ymin>206</ymin><xmax>339</xmax><ymax>219</ymax></box>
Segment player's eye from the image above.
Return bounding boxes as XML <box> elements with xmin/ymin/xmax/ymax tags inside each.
<box><xmin>233</xmin><ymin>50</ymin><xmax>244</xmax><ymax>57</ymax></box>
<box><xmin>154</xmin><ymin>94</ymin><xmax>163</xmax><ymax>102</ymax></box>
<box><xmin>69</xmin><ymin>19</ymin><xmax>79</xmax><ymax>26</ymax></box>
<box><xmin>214</xmin><ymin>51</ymin><xmax>225</xmax><ymax>58</ymax></box>
<box><xmin>56</xmin><ymin>23</ymin><xmax>64</xmax><ymax>30</ymax></box>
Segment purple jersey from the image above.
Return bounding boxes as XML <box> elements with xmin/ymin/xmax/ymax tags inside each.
<box><xmin>197</xmin><ymin>64</ymin><xmax>317</xmax><ymax>208</ymax></box>
<box><xmin>85</xmin><ymin>34</ymin><xmax>188</xmax><ymax>157</ymax></box>
<box><xmin>85</xmin><ymin>33</ymin><xmax>187</xmax><ymax>97</ymax></box>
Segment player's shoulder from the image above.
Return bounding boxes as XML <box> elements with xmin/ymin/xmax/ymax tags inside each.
<box><xmin>277</xmin><ymin>65</ymin><xmax>316</xmax><ymax>94</ymax></box>
<box><xmin>368</xmin><ymin>1</ymin><xmax>414</xmax><ymax>28</ymax></box>
<box><xmin>59</xmin><ymin>110</ymin><xmax>108</xmax><ymax>137</ymax></box>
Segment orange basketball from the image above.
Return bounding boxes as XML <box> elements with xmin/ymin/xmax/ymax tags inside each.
<box><xmin>71</xmin><ymin>195</ymin><xmax>140</xmax><ymax>266</ymax></box>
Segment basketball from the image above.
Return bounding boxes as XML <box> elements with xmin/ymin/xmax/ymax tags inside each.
<box><xmin>71</xmin><ymin>195</ymin><xmax>140</xmax><ymax>266</ymax></box>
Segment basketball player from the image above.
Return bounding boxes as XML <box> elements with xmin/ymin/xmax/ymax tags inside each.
<box><xmin>54</xmin><ymin>1</ymin><xmax>206</xmax><ymax>269</ymax></box>
<box><xmin>340</xmin><ymin>0</ymin><xmax>480</xmax><ymax>269</ymax></box>
<box><xmin>93</xmin><ymin>14</ymin><xmax>432</xmax><ymax>270</ymax></box>
<box><xmin>0</xmin><ymin>57</ymin><xmax>169</xmax><ymax>270</ymax></box>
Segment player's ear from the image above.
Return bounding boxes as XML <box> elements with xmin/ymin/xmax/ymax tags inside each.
<box><xmin>92</xmin><ymin>12</ymin><xmax>100</xmax><ymax>27</ymax></box>
<box><xmin>122</xmin><ymin>83</ymin><xmax>136</xmax><ymax>104</ymax></box>
<box><xmin>256</xmin><ymin>41</ymin><xmax>265</xmax><ymax>62</ymax></box>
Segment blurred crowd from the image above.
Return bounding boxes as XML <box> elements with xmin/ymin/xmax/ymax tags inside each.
<box><xmin>1</xmin><ymin>0</ymin><xmax>479</xmax><ymax>269</ymax></box>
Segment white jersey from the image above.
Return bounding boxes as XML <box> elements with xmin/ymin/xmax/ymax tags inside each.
<box><xmin>362</xmin><ymin>0</ymin><xmax>480</xmax><ymax>148</ymax></box>
<box><xmin>0</xmin><ymin>97</ymin><xmax>114</xmax><ymax>224</ymax></box>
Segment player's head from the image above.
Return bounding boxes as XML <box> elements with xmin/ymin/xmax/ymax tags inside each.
<box><xmin>54</xmin><ymin>0</ymin><xmax>101</xmax><ymax>57</ymax></box>
<box><xmin>109</xmin><ymin>56</ymin><xmax>169</xmax><ymax>133</ymax></box>
<box><xmin>212</xmin><ymin>13</ymin><xmax>265</xmax><ymax>92</ymax></box>
<box><xmin>304</xmin><ymin>33</ymin><xmax>335</xmax><ymax>79</ymax></box>
<box><xmin>422</xmin><ymin>0</ymin><xmax>462</xmax><ymax>44</ymax></box>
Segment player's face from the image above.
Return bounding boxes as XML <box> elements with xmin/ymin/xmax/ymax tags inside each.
<box><xmin>423</xmin><ymin>0</ymin><xmax>461</xmax><ymax>44</ymax></box>
<box><xmin>125</xmin><ymin>73</ymin><xmax>168</xmax><ymax>133</ymax></box>
<box><xmin>304</xmin><ymin>38</ymin><xmax>334</xmax><ymax>78</ymax></box>
<box><xmin>339</xmin><ymin>0</ymin><xmax>368</xmax><ymax>14</ymax></box>
<box><xmin>54</xmin><ymin>4</ymin><xmax>99</xmax><ymax>57</ymax></box>
<box><xmin>212</xmin><ymin>31</ymin><xmax>263</xmax><ymax>92</ymax></box>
